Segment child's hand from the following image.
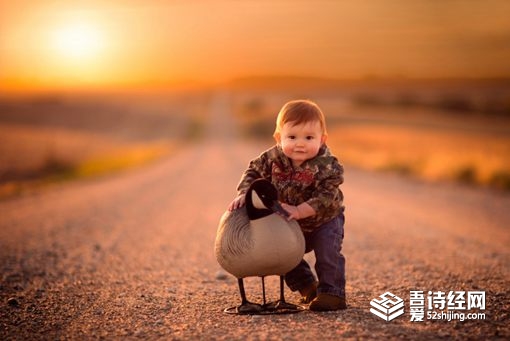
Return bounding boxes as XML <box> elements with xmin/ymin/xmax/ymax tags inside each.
<box><xmin>280</xmin><ymin>203</ymin><xmax>300</xmax><ymax>220</ymax></box>
<box><xmin>280</xmin><ymin>202</ymin><xmax>316</xmax><ymax>221</ymax></box>
<box><xmin>228</xmin><ymin>194</ymin><xmax>246</xmax><ymax>211</ymax></box>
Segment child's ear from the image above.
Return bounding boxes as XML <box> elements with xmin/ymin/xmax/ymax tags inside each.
<box><xmin>321</xmin><ymin>134</ymin><xmax>327</xmax><ymax>145</ymax></box>
<box><xmin>274</xmin><ymin>132</ymin><xmax>281</xmax><ymax>144</ymax></box>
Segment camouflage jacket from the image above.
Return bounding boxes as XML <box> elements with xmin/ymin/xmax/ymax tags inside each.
<box><xmin>237</xmin><ymin>144</ymin><xmax>344</xmax><ymax>232</ymax></box>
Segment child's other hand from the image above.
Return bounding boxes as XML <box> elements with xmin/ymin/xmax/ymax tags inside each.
<box><xmin>228</xmin><ymin>194</ymin><xmax>246</xmax><ymax>211</ymax></box>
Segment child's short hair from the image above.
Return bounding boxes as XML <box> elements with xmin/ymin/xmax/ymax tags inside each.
<box><xmin>273</xmin><ymin>99</ymin><xmax>327</xmax><ymax>138</ymax></box>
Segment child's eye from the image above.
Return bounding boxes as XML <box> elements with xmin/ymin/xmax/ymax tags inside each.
<box><xmin>306</xmin><ymin>136</ymin><xmax>314</xmax><ymax>140</ymax></box>
<box><xmin>288</xmin><ymin>135</ymin><xmax>296</xmax><ymax>140</ymax></box>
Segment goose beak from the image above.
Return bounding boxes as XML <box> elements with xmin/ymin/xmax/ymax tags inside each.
<box><xmin>271</xmin><ymin>200</ymin><xmax>290</xmax><ymax>218</ymax></box>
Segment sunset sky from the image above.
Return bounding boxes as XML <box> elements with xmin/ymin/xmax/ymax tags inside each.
<box><xmin>1</xmin><ymin>0</ymin><xmax>510</xmax><ymax>93</ymax></box>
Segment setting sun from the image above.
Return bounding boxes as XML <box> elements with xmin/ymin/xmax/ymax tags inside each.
<box><xmin>52</xmin><ymin>21</ymin><xmax>103</xmax><ymax>60</ymax></box>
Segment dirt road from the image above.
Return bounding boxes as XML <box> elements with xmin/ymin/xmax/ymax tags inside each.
<box><xmin>1</xmin><ymin>93</ymin><xmax>509</xmax><ymax>340</ymax></box>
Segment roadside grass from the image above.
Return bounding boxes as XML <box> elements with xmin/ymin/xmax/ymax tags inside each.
<box><xmin>74</xmin><ymin>142</ymin><xmax>172</xmax><ymax>178</ymax></box>
<box><xmin>327</xmin><ymin>123</ymin><xmax>510</xmax><ymax>190</ymax></box>
<box><xmin>0</xmin><ymin>141</ymin><xmax>174</xmax><ymax>199</ymax></box>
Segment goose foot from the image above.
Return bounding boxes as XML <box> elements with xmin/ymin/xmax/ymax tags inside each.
<box><xmin>236</xmin><ymin>302</ymin><xmax>264</xmax><ymax>314</ymax></box>
<box><xmin>274</xmin><ymin>300</ymin><xmax>302</xmax><ymax>311</ymax></box>
<box><xmin>264</xmin><ymin>300</ymin><xmax>304</xmax><ymax>313</ymax></box>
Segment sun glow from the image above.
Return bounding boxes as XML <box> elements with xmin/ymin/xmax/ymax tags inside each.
<box><xmin>32</xmin><ymin>14</ymin><xmax>118</xmax><ymax>89</ymax></box>
<box><xmin>52</xmin><ymin>21</ymin><xmax>103</xmax><ymax>60</ymax></box>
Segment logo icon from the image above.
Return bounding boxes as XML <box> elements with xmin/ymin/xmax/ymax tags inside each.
<box><xmin>370</xmin><ymin>292</ymin><xmax>405</xmax><ymax>321</ymax></box>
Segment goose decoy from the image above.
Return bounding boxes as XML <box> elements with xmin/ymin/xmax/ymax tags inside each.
<box><xmin>215</xmin><ymin>179</ymin><xmax>305</xmax><ymax>314</ymax></box>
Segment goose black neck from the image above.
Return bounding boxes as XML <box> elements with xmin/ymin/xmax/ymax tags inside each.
<box><xmin>245</xmin><ymin>190</ymin><xmax>273</xmax><ymax>220</ymax></box>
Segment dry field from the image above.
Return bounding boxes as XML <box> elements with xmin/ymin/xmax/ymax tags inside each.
<box><xmin>328</xmin><ymin>120</ymin><xmax>509</xmax><ymax>188</ymax></box>
<box><xmin>0</xmin><ymin>122</ymin><xmax>173</xmax><ymax>197</ymax></box>
<box><xmin>0</xmin><ymin>93</ymin><xmax>209</xmax><ymax>198</ymax></box>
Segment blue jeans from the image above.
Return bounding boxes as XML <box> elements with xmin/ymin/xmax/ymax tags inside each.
<box><xmin>285</xmin><ymin>213</ymin><xmax>346</xmax><ymax>297</ymax></box>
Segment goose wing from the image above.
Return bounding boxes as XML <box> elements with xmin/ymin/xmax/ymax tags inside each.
<box><xmin>215</xmin><ymin>207</ymin><xmax>253</xmax><ymax>266</ymax></box>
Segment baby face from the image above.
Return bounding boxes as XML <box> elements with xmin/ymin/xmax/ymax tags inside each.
<box><xmin>276</xmin><ymin>120</ymin><xmax>326</xmax><ymax>167</ymax></box>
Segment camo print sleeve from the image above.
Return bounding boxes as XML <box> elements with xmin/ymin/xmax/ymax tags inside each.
<box><xmin>305</xmin><ymin>158</ymin><xmax>344</xmax><ymax>219</ymax></box>
<box><xmin>236</xmin><ymin>148</ymin><xmax>274</xmax><ymax>195</ymax></box>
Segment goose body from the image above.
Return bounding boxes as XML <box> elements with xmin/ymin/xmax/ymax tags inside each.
<box><xmin>215</xmin><ymin>206</ymin><xmax>304</xmax><ymax>278</ymax></box>
<box><xmin>215</xmin><ymin>179</ymin><xmax>305</xmax><ymax>313</ymax></box>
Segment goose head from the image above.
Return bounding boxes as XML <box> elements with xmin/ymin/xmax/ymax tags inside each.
<box><xmin>245</xmin><ymin>179</ymin><xmax>289</xmax><ymax>220</ymax></box>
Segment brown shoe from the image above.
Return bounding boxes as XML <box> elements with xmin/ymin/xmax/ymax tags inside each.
<box><xmin>309</xmin><ymin>293</ymin><xmax>347</xmax><ymax>311</ymax></box>
<box><xmin>298</xmin><ymin>281</ymin><xmax>318</xmax><ymax>304</ymax></box>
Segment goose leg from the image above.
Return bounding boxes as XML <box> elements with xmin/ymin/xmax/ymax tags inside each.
<box><xmin>279</xmin><ymin>275</ymin><xmax>285</xmax><ymax>302</ymax></box>
<box><xmin>236</xmin><ymin>278</ymin><xmax>263</xmax><ymax>314</ymax></box>
<box><xmin>238</xmin><ymin>278</ymin><xmax>248</xmax><ymax>304</ymax></box>
<box><xmin>261</xmin><ymin>276</ymin><xmax>267</xmax><ymax>306</ymax></box>
<box><xmin>275</xmin><ymin>275</ymin><xmax>301</xmax><ymax>310</ymax></box>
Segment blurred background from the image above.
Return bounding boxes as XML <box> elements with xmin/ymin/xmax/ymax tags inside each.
<box><xmin>1</xmin><ymin>0</ymin><xmax>509</xmax><ymax>197</ymax></box>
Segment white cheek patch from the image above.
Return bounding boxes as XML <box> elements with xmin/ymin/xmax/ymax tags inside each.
<box><xmin>251</xmin><ymin>191</ymin><xmax>266</xmax><ymax>209</ymax></box>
